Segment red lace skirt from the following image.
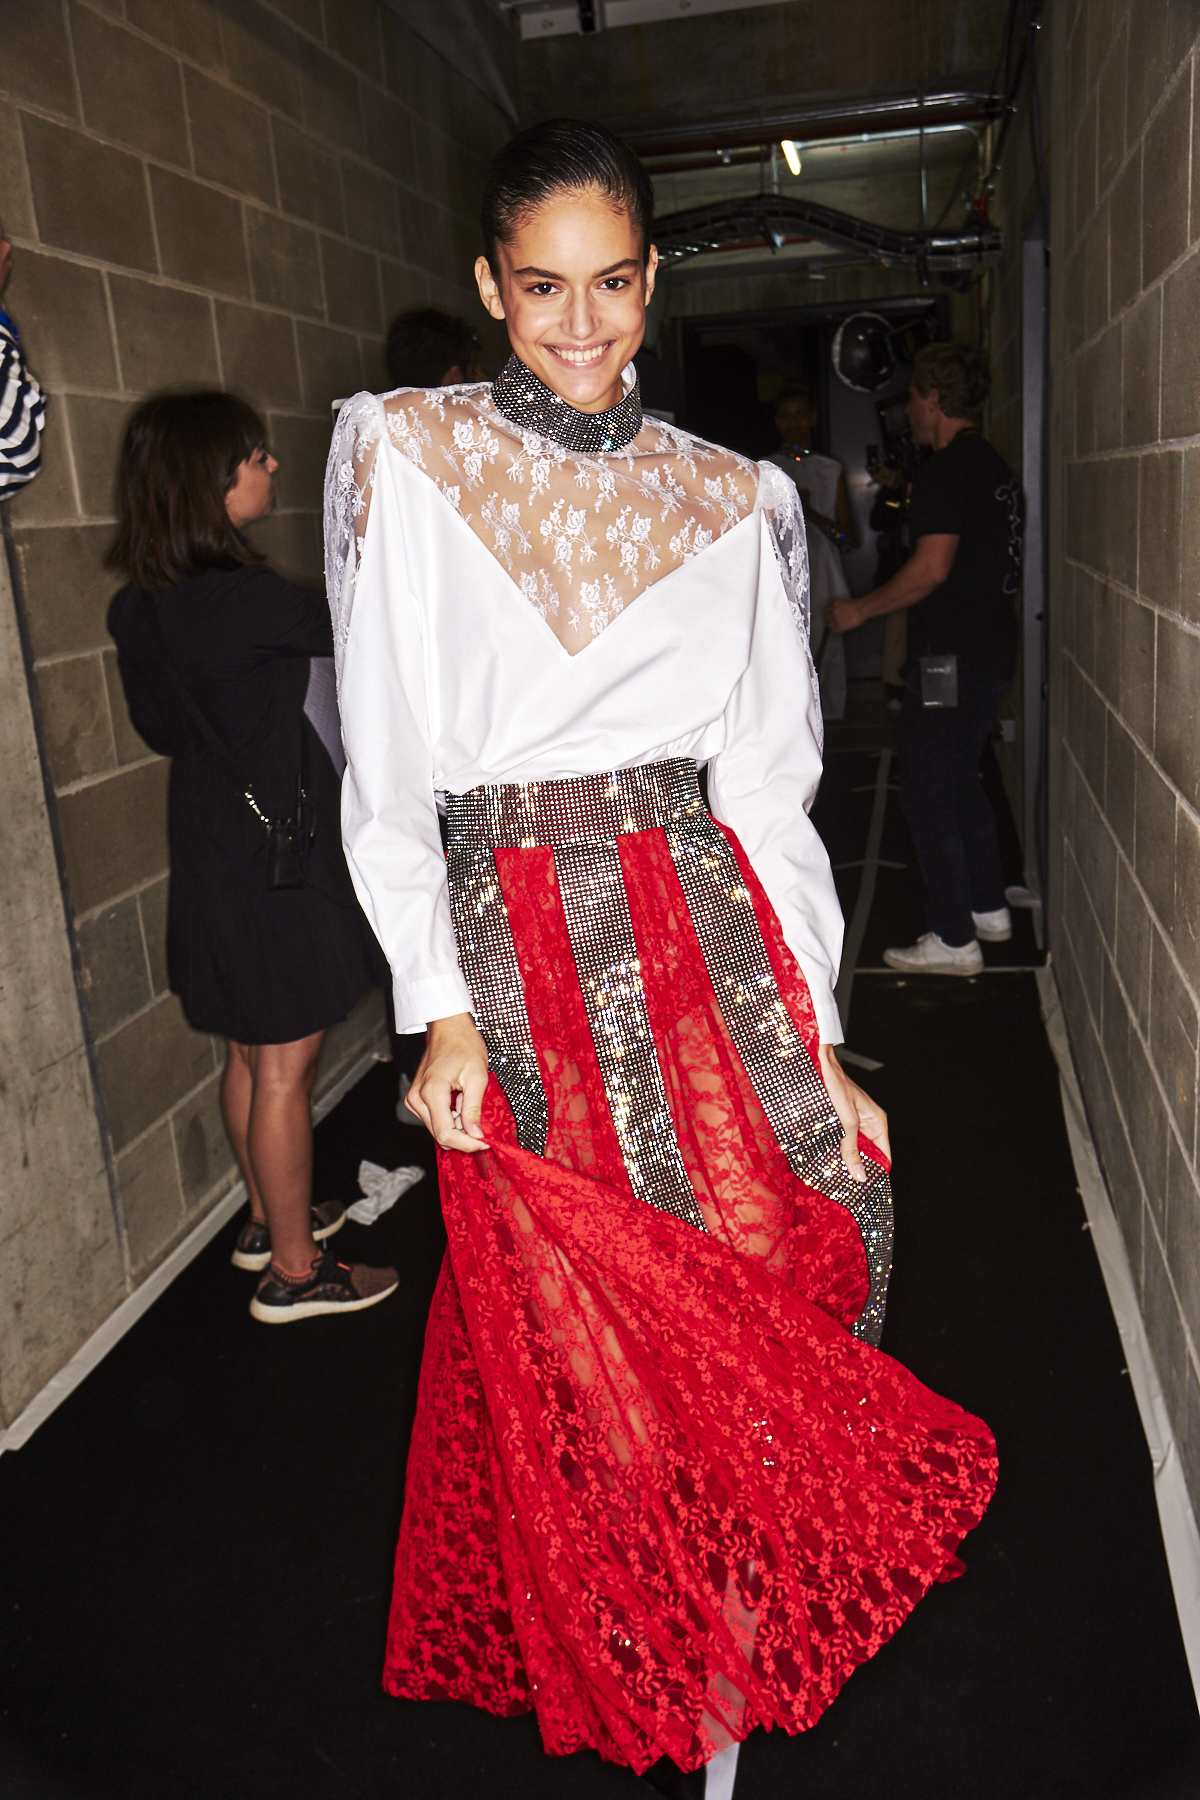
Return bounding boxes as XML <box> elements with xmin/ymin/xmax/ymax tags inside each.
<box><xmin>383</xmin><ymin>787</ymin><xmax>997</xmax><ymax>1776</ymax></box>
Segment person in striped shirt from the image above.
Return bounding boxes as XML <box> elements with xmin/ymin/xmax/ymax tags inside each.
<box><xmin>0</xmin><ymin>219</ymin><xmax>46</xmax><ymax>496</ymax></box>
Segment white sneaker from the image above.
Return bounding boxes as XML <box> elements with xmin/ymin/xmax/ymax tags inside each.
<box><xmin>971</xmin><ymin>906</ymin><xmax>1012</xmax><ymax>942</ymax></box>
<box><xmin>883</xmin><ymin>932</ymin><xmax>984</xmax><ymax>975</ymax></box>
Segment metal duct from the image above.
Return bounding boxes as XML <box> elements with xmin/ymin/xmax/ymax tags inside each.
<box><xmin>652</xmin><ymin>194</ymin><xmax>1003</xmax><ymax>275</ymax></box>
<box><xmin>627</xmin><ymin>90</ymin><xmax>1006</xmax><ymax>160</ymax></box>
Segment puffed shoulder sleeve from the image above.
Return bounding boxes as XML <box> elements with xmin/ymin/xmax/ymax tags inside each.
<box><xmin>705</xmin><ymin>462</ymin><xmax>845</xmax><ymax>1044</ymax></box>
<box><xmin>324</xmin><ymin>393</ymin><xmax>474</xmax><ymax>1033</ymax></box>
<box><xmin>324</xmin><ymin>391</ymin><xmax>387</xmax><ymax>683</ymax></box>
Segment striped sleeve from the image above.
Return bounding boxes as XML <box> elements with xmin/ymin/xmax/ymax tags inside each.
<box><xmin>0</xmin><ymin>323</ymin><xmax>47</xmax><ymax>496</ymax></box>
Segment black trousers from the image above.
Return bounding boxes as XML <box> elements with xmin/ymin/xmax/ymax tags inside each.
<box><xmin>897</xmin><ymin>660</ymin><xmax>1010</xmax><ymax>947</ymax></box>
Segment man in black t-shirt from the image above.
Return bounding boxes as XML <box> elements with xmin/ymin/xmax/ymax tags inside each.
<box><xmin>827</xmin><ymin>343</ymin><xmax>1023</xmax><ymax>973</ymax></box>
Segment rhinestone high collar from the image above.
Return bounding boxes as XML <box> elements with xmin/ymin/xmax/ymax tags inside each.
<box><xmin>491</xmin><ymin>353</ymin><xmax>643</xmax><ymax>453</ymax></box>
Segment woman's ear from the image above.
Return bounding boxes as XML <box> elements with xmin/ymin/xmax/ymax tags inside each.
<box><xmin>475</xmin><ymin>255</ymin><xmax>506</xmax><ymax>321</ymax></box>
<box><xmin>644</xmin><ymin>243</ymin><xmax>658</xmax><ymax>305</ymax></box>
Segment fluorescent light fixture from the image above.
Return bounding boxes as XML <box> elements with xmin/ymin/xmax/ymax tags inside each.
<box><xmin>780</xmin><ymin>139</ymin><xmax>802</xmax><ymax>176</ymax></box>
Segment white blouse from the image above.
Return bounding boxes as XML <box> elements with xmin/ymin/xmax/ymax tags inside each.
<box><xmin>324</xmin><ymin>381</ymin><xmax>846</xmax><ymax>1044</ymax></box>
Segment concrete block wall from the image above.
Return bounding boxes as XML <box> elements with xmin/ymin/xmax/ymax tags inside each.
<box><xmin>1048</xmin><ymin>0</ymin><xmax>1200</xmax><ymax>1510</ymax></box>
<box><xmin>0</xmin><ymin>0</ymin><xmax>515</xmax><ymax>1430</ymax></box>
<box><xmin>0</xmin><ymin>536</ymin><xmax>124</xmax><ymax>1428</ymax></box>
<box><xmin>980</xmin><ymin>47</ymin><xmax>1043</xmax><ymax>836</ymax></box>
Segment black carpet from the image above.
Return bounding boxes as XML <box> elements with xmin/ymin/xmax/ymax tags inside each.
<box><xmin>2</xmin><ymin>693</ymin><xmax>1197</xmax><ymax>1799</ymax></box>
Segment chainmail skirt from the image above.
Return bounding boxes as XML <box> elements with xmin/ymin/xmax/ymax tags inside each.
<box><xmin>383</xmin><ymin>759</ymin><xmax>997</xmax><ymax>1774</ymax></box>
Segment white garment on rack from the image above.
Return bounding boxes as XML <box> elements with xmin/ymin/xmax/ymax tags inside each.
<box><xmin>324</xmin><ymin>381</ymin><xmax>846</xmax><ymax>1044</ymax></box>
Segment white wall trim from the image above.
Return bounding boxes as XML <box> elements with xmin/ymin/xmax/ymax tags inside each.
<box><xmin>1037</xmin><ymin>961</ymin><xmax>1200</xmax><ymax>1713</ymax></box>
<box><xmin>0</xmin><ymin>1045</ymin><xmax>384</xmax><ymax>1458</ymax></box>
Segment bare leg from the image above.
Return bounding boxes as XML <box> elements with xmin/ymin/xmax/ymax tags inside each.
<box><xmin>232</xmin><ymin>1032</ymin><xmax>325</xmax><ymax>1275</ymax></box>
<box><xmin>221</xmin><ymin>1042</ymin><xmax>266</xmax><ymax>1224</ymax></box>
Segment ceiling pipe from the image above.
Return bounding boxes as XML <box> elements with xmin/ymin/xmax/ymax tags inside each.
<box><xmin>652</xmin><ymin>193</ymin><xmax>1003</xmax><ymax>275</ymax></box>
<box><xmin>644</xmin><ymin>122</ymin><xmax>981</xmax><ymax>179</ymax></box>
<box><xmin>624</xmin><ymin>89</ymin><xmax>1005</xmax><ymax>162</ymax></box>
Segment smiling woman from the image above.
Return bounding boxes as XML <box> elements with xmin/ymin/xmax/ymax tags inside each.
<box><xmin>324</xmin><ymin>118</ymin><xmax>996</xmax><ymax>1800</ymax></box>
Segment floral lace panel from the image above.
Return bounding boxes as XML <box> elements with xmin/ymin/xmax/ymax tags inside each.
<box><xmin>331</xmin><ymin>383</ymin><xmax>767</xmax><ymax>658</ymax></box>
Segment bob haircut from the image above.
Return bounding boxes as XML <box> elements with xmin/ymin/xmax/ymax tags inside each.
<box><xmin>106</xmin><ymin>390</ymin><xmax>267</xmax><ymax>591</ymax></box>
<box><xmin>911</xmin><ymin>342</ymin><xmax>991</xmax><ymax>425</ymax></box>
<box><xmin>480</xmin><ymin>117</ymin><xmax>655</xmax><ymax>267</ymax></box>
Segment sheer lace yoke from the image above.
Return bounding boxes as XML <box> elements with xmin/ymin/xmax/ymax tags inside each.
<box><xmin>345</xmin><ymin>382</ymin><xmax>763</xmax><ymax>658</ymax></box>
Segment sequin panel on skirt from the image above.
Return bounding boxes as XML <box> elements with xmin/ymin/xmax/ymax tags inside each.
<box><xmin>445</xmin><ymin>759</ymin><xmax>892</xmax><ymax>1342</ymax></box>
<box><xmin>445</xmin><ymin>842</ymin><xmax>549</xmax><ymax>1157</ymax></box>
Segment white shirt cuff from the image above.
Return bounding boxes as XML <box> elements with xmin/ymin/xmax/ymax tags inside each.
<box><xmin>392</xmin><ymin>971</ymin><xmax>476</xmax><ymax>1035</ymax></box>
<box><xmin>809</xmin><ymin>979</ymin><xmax>844</xmax><ymax>1046</ymax></box>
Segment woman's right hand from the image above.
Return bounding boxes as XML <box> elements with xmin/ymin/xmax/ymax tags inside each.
<box><xmin>406</xmin><ymin>1012</ymin><xmax>490</xmax><ymax>1152</ymax></box>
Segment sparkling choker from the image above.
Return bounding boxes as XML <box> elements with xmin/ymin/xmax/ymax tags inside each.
<box><xmin>491</xmin><ymin>353</ymin><xmax>643</xmax><ymax>453</ymax></box>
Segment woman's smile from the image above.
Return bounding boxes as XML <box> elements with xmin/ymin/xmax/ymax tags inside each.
<box><xmin>547</xmin><ymin>342</ymin><xmax>613</xmax><ymax>366</ymax></box>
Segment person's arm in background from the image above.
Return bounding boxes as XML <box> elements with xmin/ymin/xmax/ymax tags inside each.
<box><xmin>105</xmin><ymin>591</ymin><xmax>177</xmax><ymax>758</ymax></box>
<box><xmin>825</xmin><ymin>532</ymin><xmax>958</xmax><ymax>635</ymax></box>
<box><xmin>0</xmin><ymin>218</ymin><xmax>46</xmax><ymax>497</ymax></box>
<box><xmin>241</xmin><ymin>567</ymin><xmax>336</xmax><ymax>660</ymax></box>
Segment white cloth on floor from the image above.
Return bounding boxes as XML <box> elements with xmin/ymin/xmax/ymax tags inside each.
<box><xmin>346</xmin><ymin>1159</ymin><xmax>425</xmax><ymax>1224</ymax></box>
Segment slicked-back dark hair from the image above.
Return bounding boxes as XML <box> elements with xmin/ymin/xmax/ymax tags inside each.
<box><xmin>911</xmin><ymin>342</ymin><xmax>990</xmax><ymax>423</ymax></box>
<box><xmin>385</xmin><ymin>308</ymin><xmax>481</xmax><ymax>388</ymax></box>
<box><xmin>106</xmin><ymin>390</ymin><xmax>267</xmax><ymax>591</ymax></box>
<box><xmin>480</xmin><ymin>117</ymin><xmax>655</xmax><ymax>266</ymax></box>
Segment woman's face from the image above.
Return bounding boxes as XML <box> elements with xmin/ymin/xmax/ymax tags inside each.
<box><xmin>475</xmin><ymin>187</ymin><xmax>657</xmax><ymax>414</ymax></box>
<box><xmin>224</xmin><ymin>444</ymin><xmax>278</xmax><ymax>527</ymax></box>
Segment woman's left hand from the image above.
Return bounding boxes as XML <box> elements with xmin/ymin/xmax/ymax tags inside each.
<box><xmin>817</xmin><ymin>1043</ymin><xmax>890</xmax><ymax>1181</ymax></box>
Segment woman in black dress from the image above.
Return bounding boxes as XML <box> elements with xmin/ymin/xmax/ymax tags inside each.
<box><xmin>107</xmin><ymin>390</ymin><xmax>396</xmax><ymax>1322</ymax></box>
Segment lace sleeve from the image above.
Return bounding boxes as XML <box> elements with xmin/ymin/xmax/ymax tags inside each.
<box><xmin>756</xmin><ymin>460</ymin><xmax>811</xmax><ymax>641</ymax></box>
<box><xmin>756</xmin><ymin>460</ymin><xmax>821</xmax><ymax>735</ymax></box>
<box><xmin>323</xmin><ymin>390</ymin><xmax>388</xmax><ymax>688</ymax></box>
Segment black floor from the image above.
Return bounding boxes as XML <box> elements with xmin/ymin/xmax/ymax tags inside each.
<box><xmin>2</xmin><ymin>691</ymin><xmax>1198</xmax><ymax>1800</ymax></box>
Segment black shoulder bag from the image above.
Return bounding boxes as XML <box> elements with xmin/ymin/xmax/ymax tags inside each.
<box><xmin>141</xmin><ymin>595</ymin><xmax>314</xmax><ymax>890</ymax></box>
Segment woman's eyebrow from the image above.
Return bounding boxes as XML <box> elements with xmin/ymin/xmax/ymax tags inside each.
<box><xmin>511</xmin><ymin>258</ymin><xmax>640</xmax><ymax>280</ymax></box>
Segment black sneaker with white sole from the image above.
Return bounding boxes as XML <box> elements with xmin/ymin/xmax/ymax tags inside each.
<box><xmin>249</xmin><ymin>1249</ymin><xmax>398</xmax><ymax>1323</ymax></box>
<box><xmin>231</xmin><ymin>1200</ymin><xmax>347</xmax><ymax>1271</ymax></box>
